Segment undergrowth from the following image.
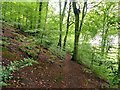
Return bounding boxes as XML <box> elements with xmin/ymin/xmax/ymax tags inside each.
<box><xmin>49</xmin><ymin>45</ymin><xmax>66</xmax><ymax>60</ymax></box>
<box><xmin>78</xmin><ymin>43</ymin><xmax>118</xmax><ymax>87</ymax></box>
<box><xmin>0</xmin><ymin>58</ymin><xmax>38</xmax><ymax>86</ymax></box>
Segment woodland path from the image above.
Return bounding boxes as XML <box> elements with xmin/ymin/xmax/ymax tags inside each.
<box><xmin>7</xmin><ymin>52</ymin><xmax>108</xmax><ymax>88</ymax></box>
<box><xmin>2</xmin><ymin>24</ymin><xmax>108</xmax><ymax>88</ymax></box>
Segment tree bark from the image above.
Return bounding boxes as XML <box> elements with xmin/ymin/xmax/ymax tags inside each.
<box><xmin>71</xmin><ymin>2</ymin><xmax>80</xmax><ymax>61</ymax></box>
<box><xmin>118</xmin><ymin>1</ymin><xmax>120</xmax><ymax>88</ymax></box>
<box><xmin>38</xmin><ymin>1</ymin><xmax>42</xmax><ymax>28</ymax></box>
<box><xmin>63</xmin><ymin>2</ymin><xmax>71</xmax><ymax>50</ymax></box>
<box><xmin>58</xmin><ymin>0</ymin><xmax>67</xmax><ymax>48</ymax></box>
<box><xmin>72</xmin><ymin>1</ymin><xmax>87</xmax><ymax>61</ymax></box>
<box><xmin>17</xmin><ymin>3</ymin><xmax>21</xmax><ymax>29</ymax></box>
<box><xmin>118</xmin><ymin>24</ymin><xmax>120</xmax><ymax>88</ymax></box>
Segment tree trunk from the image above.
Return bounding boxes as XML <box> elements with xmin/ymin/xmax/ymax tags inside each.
<box><xmin>71</xmin><ymin>2</ymin><xmax>80</xmax><ymax>61</ymax></box>
<box><xmin>35</xmin><ymin>1</ymin><xmax>38</xmax><ymax>29</ymax></box>
<box><xmin>118</xmin><ymin>1</ymin><xmax>120</xmax><ymax>88</ymax></box>
<box><xmin>101</xmin><ymin>11</ymin><xmax>109</xmax><ymax>57</ymax></box>
<box><xmin>72</xmin><ymin>31</ymin><xmax>79</xmax><ymax>61</ymax></box>
<box><xmin>43</xmin><ymin>2</ymin><xmax>49</xmax><ymax>31</ymax></box>
<box><xmin>101</xmin><ymin>11</ymin><xmax>106</xmax><ymax>56</ymax></box>
<box><xmin>118</xmin><ymin>28</ymin><xmax>120</xmax><ymax>88</ymax></box>
<box><xmin>71</xmin><ymin>1</ymin><xmax>87</xmax><ymax>61</ymax></box>
<box><xmin>63</xmin><ymin>2</ymin><xmax>71</xmax><ymax>50</ymax></box>
<box><xmin>30</xmin><ymin>12</ymin><xmax>33</xmax><ymax>29</ymax></box>
<box><xmin>10</xmin><ymin>2</ymin><xmax>12</xmax><ymax>22</ymax></box>
<box><xmin>17</xmin><ymin>3</ymin><xmax>21</xmax><ymax>29</ymax></box>
<box><xmin>38</xmin><ymin>1</ymin><xmax>42</xmax><ymax>28</ymax></box>
<box><xmin>58</xmin><ymin>0</ymin><xmax>62</xmax><ymax>47</ymax></box>
<box><xmin>41</xmin><ymin>2</ymin><xmax>49</xmax><ymax>44</ymax></box>
<box><xmin>58</xmin><ymin>0</ymin><xmax>67</xmax><ymax>48</ymax></box>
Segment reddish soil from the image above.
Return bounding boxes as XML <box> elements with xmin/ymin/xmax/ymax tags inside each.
<box><xmin>2</xmin><ymin>24</ymin><xmax>28</xmax><ymax>66</ymax></box>
<box><xmin>1</xmin><ymin>24</ymin><xmax>109</xmax><ymax>88</ymax></box>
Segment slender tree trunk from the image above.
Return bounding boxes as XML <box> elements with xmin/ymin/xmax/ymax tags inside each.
<box><xmin>30</xmin><ymin>10</ymin><xmax>33</xmax><ymax>29</ymax></box>
<box><xmin>38</xmin><ymin>1</ymin><xmax>42</xmax><ymax>28</ymax></box>
<box><xmin>58</xmin><ymin>0</ymin><xmax>67</xmax><ymax>48</ymax></box>
<box><xmin>35</xmin><ymin>1</ymin><xmax>38</xmax><ymax>29</ymax></box>
<box><xmin>25</xmin><ymin>11</ymin><xmax>28</xmax><ymax>30</ymax></box>
<box><xmin>58</xmin><ymin>0</ymin><xmax>62</xmax><ymax>47</ymax></box>
<box><xmin>63</xmin><ymin>2</ymin><xmax>71</xmax><ymax>50</ymax></box>
<box><xmin>17</xmin><ymin>3</ymin><xmax>21</xmax><ymax>29</ymax></box>
<box><xmin>101</xmin><ymin>11</ymin><xmax>106</xmax><ymax>56</ymax></box>
<box><xmin>10</xmin><ymin>2</ymin><xmax>12</xmax><ymax>22</ymax></box>
<box><xmin>79</xmin><ymin>1</ymin><xmax>87</xmax><ymax>33</ymax></box>
<box><xmin>43</xmin><ymin>2</ymin><xmax>49</xmax><ymax>31</ymax></box>
<box><xmin>14</xmin><ymin>6</ymin><xmax>16</xmax><ymax>27</ymax></box>
<box><xmin>41</xmin><ymin>2</ymin><xmax>49</xmax><ymax>44</ymax></box>
<box><xmin>118</xmin><ymin>1</ymin><xmax>120</xmax><ymax>88</ymax></box>
<box><xmin>118</xmin><ymin>26</ymin><xmax>120</xmax><ymax>88</ymax></box>
<box><xmin>101</xmin><ymin>11</ymin><xmax>110</xmax><ymax>57</ymax></box>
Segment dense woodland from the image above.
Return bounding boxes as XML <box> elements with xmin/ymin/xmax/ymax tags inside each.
<box><xmin>0</xmin><ymin>0</ymin><xmax>120</xmax><ymax>88</ymax></box>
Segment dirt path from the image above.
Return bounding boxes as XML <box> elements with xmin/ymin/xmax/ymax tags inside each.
<box><xmin>6</xmin><ymin>53</ymin><xmax>108</xmax><ymax>88</ymax></box>
<box><xmin>63</xmin><ymin>53</ymin><xmax>107</xmax><ymax>88</ymax></box>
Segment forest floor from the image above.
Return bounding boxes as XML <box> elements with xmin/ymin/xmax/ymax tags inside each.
<box><xmin>1</xmin><ymin>24</ymin><xmax>109</xmax><ymax>88</ymax></box>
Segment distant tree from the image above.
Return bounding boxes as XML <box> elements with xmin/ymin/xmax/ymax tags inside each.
<box><xmin>118</xmin><ymin>23</ymin><xmax>120</xmax><ymax>88</ymax></box>
<box><xmin>17</xmin><ymin>3</ymin><xmax>21</xmax><ymax>30</ymax></box>
<box><xmin>41</xmin><ymin>1</ymin><xmax>49</xmax><ymax>43</ymax></box>
<box><xmin>101</xmin><ymin>4</ymin><xmax>111</xmax><ymax>57</ymax></box>
<box><xmin>118</xmin><ymin>1</ymin><xmax>120</xmax><ymax>88</ymax></box>
<box><xmin>100</xmin><ymin>3</ymin><xmax>117</xmax><ymax>58</ymax></box>
<box><xmin>38</xmin><ymin>1</ymin><xmax>43</xmax><ymax>28</ymax></box>
<box><xmin>43</xmin><ymin>1</ymin><xmax>49</xmax><ymax>31</ymax></box>
<box><xmin>30</xmin><ymin>6</ymin><xmax>33</xmax><ymax>29</ymax></box>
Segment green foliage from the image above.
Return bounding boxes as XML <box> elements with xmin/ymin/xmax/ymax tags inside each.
<box><xmin>0</xmin><ymin>58</ymin><xmax>38</xmax><ymax>86</ymax></box>
<box><xmin>16</xmin><ymin>35</ymin><xmax>40</xmax><ymax>59</ymax></box>
<box><xmin>1</xmin><ymin>37</ymin><xmax>10</xmax><ymax>47</ymax></box>
<box><xmin>19</xmin><ymin>43</ymin><xmax>40</xmax><ymax>59</ymax></box>
<box><xmin>1</xmin><ymin>1</ymin><xmax>119</xmax><ymax>88</ymax></box>
<box><xmin>78</xmin><ymin>43</ymin><xmax>93</xmax><ymax>65</ymax></box>
<box><xmin>49</xmin><ymin>45</ymin><xmax>66</xmax><ymax>60</ymax></box>
<box><xmin>24</xmin><ymin>28</ymin><xmax>41</xmax><ymax>36</ymax></box>
<box><xmin>35</xmin><ymin>37</ymin><xmax>53</xmax><ymax>49</ymax></box>
<box><xmin>78</xmin><ymin>42</ymin><xmax>118</xmax><ymax>87</ymax></box>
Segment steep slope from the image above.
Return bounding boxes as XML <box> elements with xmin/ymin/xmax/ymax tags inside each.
<box><xmin>1</xmin><ymin>24</ymin><xmax>108</xmax><ymax>88</ymax></box>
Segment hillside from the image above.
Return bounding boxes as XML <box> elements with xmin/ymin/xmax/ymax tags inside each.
<box><xmin>1</xmin><ymin>24</ymin><xmax>109</xmax><ymax>88</ymax></box>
